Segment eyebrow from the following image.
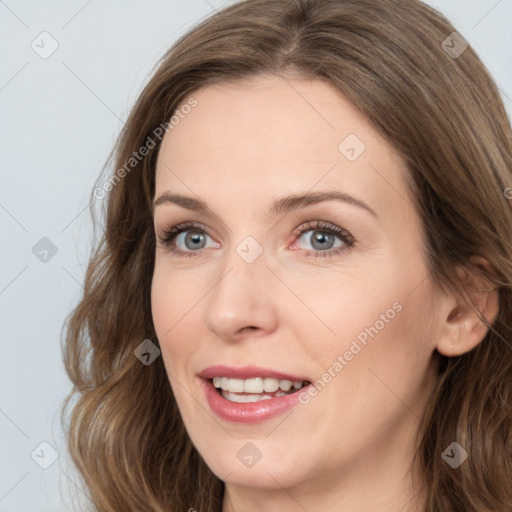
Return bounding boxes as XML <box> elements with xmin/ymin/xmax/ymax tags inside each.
<box><xmin>153</xmin><ymin>190</ymin><xmax>378</xmax><ymax>218</ymax></box>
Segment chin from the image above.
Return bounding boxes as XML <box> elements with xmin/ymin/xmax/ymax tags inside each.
<box><xmin>195</xmin><ymin>436</ymin><xmax>309</xmax><ymax>490</ymax></box>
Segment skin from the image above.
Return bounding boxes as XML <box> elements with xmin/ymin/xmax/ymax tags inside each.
<box><xmin>150</xmin><ymin>73</ymin><xmax>498</xmax><ymax>512</ymax></box>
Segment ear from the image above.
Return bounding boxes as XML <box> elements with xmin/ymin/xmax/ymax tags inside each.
<box><xmin>436</xmin><ymin>256</ymin><xmax>500</xmax><ymax>357</ymax></box>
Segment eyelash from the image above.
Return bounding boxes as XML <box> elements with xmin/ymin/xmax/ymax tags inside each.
<box><xmin>157</xmin><ymin>220</ymin><xmax>355</xmax><ymax>259</ymax></box>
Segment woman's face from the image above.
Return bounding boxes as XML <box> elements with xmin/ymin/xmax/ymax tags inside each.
<box><xmin>151</xmin><ymin>74</ymin><xmax>446</xmax><ymax>502</ymax></box>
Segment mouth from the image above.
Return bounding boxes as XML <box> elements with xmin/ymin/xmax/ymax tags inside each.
<box><xmin>198</xmin><ymin>365</ymin><xmax>313</xmax><ymax>422</ymax></box>
<box><xmin>210</xmin><ymin>376</ymin><xmax>311</xmax><ymax>403</ymax></box>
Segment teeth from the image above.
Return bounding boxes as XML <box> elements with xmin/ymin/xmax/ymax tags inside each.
<box><xmin>222</xmin><ymin>391</ymin><xmax>274</xmax><ymax>403</ymax></box>
<box><xmin>263</xmin><ymin>377</ymin><xmax>279</xmax><ymax>392</ymax></box>
<box><xmin>244</xmin><ymin>378</ymin><xmax>264</xmax><ymax>393</ymax></box>
<box><xmin>279</xmin><ymin>380</ymin><xmax>292</xmax><ymax>391</ymax></box>
<box><xmin>212</xmin><ymin>376</ymin><xmax>306</xmax><ymax>394</ymax></box>
<box><xmin>228</xmin><ymin>378</ymin><xmax>244</xmax><ymax>392</ymax></box>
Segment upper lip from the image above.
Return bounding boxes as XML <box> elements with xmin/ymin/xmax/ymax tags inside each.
<box><xmin>199</xmin><ymin>365</ymin><xmax>310</xmax><ymax>382</ymax></box>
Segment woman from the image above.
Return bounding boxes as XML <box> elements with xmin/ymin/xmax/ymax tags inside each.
<box><xmin>61</xmin><ymin>0</ymin><xmax>512</xmax><ymax>510</ymax></box>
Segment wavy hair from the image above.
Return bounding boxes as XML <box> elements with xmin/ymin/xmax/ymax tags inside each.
<box><xmin>61</xmin><ymin>0</ymin><xmax>512</xmax><ymax>510</ymax></box>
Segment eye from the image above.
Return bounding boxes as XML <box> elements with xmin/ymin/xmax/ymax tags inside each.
<box><xmin>291</xmin><ymin>220</ymin><xmax>355</xmax><ymax>258</ymax></box>
<box><xmin>157</xmin><ymin>222</ymin><xmax>219</xmax><ymax>257</ymax></box>
<box><xmin>157</xmin><ymin>220</ymin><xmax>355</xmax><ymax>259</ymax></box>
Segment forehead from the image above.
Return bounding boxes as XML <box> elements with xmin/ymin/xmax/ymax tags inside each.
<box><xmin>155</xmin><ymin>74</ymin><xmax>412</xmax><ymax>225</ymax></box>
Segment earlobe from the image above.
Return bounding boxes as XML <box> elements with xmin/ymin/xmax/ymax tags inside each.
<box><xmin>436</xmin><ymin>257</ymin><xmax>500</xmax><ymax>357</ymax></box>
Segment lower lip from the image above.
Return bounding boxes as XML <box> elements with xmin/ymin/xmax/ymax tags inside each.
<box><xmin>201</xmin><ymin>378</ymin><xmax>309</xmax><ymax>423</ymax></box>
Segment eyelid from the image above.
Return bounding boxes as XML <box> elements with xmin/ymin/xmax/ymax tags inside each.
<box><xmin>289</xmin><ymin>220</ymin><xmax>355</xmax><ymax>255</ymax></box>
<box><xmin>291</xmin><ymin>220</ymin><xmax>354</xmax><ymax>243</ymax></box>
<box><xmin>157</xmin><ymin>221</ymin><xmax>218</xmax><ymax>248</ymax></box>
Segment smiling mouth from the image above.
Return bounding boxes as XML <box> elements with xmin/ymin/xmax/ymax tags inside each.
<box><xmin>210</xmin><ymin>376</ymin><xmax>311</xmax><ymax>403</ymax></box>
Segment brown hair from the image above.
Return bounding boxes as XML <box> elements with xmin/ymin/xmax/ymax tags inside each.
<box><xmin>61</xmin><ymin>0</ymin><xmax>512</xmax><ymax>510</ymax></box>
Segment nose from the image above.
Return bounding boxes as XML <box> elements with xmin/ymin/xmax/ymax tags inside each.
<box><xmin>204</xmin><ymin>246</ymin><xmax>279</xmax><ymax>342</ymax></box>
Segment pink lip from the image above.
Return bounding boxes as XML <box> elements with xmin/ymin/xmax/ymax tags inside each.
<box><xmin>198</xmin><ymin>365</ymin><xmax>312</xmax><ymax>424</ymax></box>
<box><xmin>199</xmin><ymin>365</ymin><xmax>309</xmax><ymax>382</ymax></box>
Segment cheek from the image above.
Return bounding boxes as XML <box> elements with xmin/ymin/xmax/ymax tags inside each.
<box><xmin>281</xmin><ymin>265</ymin><xmax>405</xmax><ymax>345</ymax></box>
<box><xmin>320</xmin><ymin>278</ymin><xmax>436</xmax><ymax>424</ymax></box>
<box><xmin>150</xmin><ymin>266</ymin><xmax>200</xmax><ymax>368</ymax></box>
<box><xmin>293</xmin><ymin>258</ymin><xmax>434</xmax><ymax>382</ymax></box>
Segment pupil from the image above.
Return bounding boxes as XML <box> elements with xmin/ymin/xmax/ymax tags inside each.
<box><xmin>186</xmin><ymin>231</ymin><xmax>204</xmax><ymax>249</ymax></box>
<box><xmin>312</xmin><ymin>231</ymin><xmax>333</xmax><ymax>250</ymax></box>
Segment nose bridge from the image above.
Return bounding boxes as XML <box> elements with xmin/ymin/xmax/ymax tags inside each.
<box><xmin>204</xmin><ymin>235</ymin><xmax>277</xmax><ymax>339</ymax></box>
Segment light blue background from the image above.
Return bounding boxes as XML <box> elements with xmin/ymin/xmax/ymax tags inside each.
<box><xmin>1</xmin><ymin>1</ymin><xmax>511</xmax><ymax>510</ymax></box>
